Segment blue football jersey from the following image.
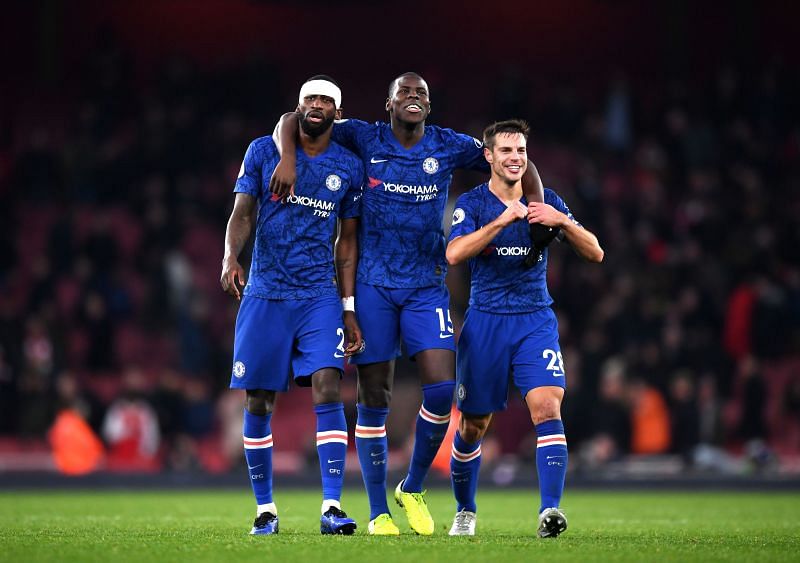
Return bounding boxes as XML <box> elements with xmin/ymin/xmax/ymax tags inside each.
<box><xmin>234</xmin><ymin>136</ymin><xmax>364</xmax><ymax>300</ymax></box>
<box><xmin>448</xmin><ymin>185</ymin><xmax>580</xmax><ymax>313</ymax></box>
<box><xmin>332</xmin><ymin>119</ymin><xmax>489</xmax><ymax>288</ymax></box>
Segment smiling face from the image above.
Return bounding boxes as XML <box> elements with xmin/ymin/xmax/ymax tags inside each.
<box><xmin>386</xmin><ymin>74</ymin><xmax>431</xmax><ymax>125</ymax></box>
<box><xmin>297</xmin><ymin>94</ymin><xmax>340</xmax><ymax>137</ymax></box>
<box><xmin>485</xmin><ymin>132</ymin><xmax>528</xmax><ymax>185</ymax></box>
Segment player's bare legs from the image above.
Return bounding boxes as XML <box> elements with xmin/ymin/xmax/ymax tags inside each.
<box><xmin>311</xmin><ymin>368</ymin><xmax>346</xmax><ymax>406</ymax></box>
<box><xmin>311</xmin><ymin>368</ymin><xmax>356</xmax><ymax>535</ymax></box>
<box><xmin>246</xmin><ymin>389</ymin><xmax>277</xmax><ymax>416</ymax></box>
<box><xmin>356</xmin><ymin>360</ymin><xmax>395</xmax><ymax>408</ymax></box>
<box><xmin>525</xmin><ymin>386</ymin><xmax>568</xmax><ymax>538</ymax></box>
<box><xmin>524</xmin><ymin>386</ymin><xmax>564</xmax><ymax>425</ymax></box>
<box><xmin>416</xmin><ymin>348</ymin><xmax>455</xmax><ymax>386</ymax></box>
<box><xmin>457</xmin><ymin>412</ymin><xmax>492</xmax><ymax>443</ymax></box>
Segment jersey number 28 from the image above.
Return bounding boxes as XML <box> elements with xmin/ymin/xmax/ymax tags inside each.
<box><xmin>542</xmin><ymin>349</ymin><xmax>565</xmax><ymax>377</ymax></box>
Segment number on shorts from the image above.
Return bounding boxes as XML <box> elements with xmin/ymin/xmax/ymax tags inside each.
<box><xmin>336</xmin><ymin>328</ymin><xmax>346</xmax><ymax>354</ymax></box>
<box><xmin>542</xmin><ymin>349</ymin><xmax>565</xmax><ymax>377</ymax></box>
<box><xmin>435</xmin><ymin>307</ymin><xmax>454</xmax><ymax>335</ymax></box>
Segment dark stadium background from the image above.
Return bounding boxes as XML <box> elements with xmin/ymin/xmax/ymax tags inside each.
<box><xmin>1</xmin><ymin>0</ymin><xmax>798</xmax><ymax>485</ymax></box>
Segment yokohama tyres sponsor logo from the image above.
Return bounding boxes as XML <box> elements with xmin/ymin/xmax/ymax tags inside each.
<box><xmin>383</xmin><ymin>182</ymin><xmax>438</xmax><ymax>195</ymax></box>
<box><xmin>383</xmin><ymin>182</ymin><xmax>439</xmax><ymax>202</ymax></box>
<box><xmin>286</xmin><ymin>193</ymin><xmax>335</xmax><ymax>217</ymax></box>
<box><xmin>495</xmin><ymin>246</ymin><xmax>530</xmax><ymax>256</ymax></box>
<box><xmin>286</xmin><ymin>194</ymin><xmax>335</xmax><ymax>211</ymax></box>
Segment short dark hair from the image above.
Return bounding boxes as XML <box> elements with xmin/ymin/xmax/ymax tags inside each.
<box><xmin>305</xmin><ymin>74</ymin><xmax>338</xmax><ymax>86</ymax></box>
<box><xmin>388</xmin><ymin>72</ymin><xmax>425</xmax><ymax>97</ymax></box>
<box><xmin>483</xmin><ymin>119</ymin><xmax>530</xmax><ymax>150</ymax></box>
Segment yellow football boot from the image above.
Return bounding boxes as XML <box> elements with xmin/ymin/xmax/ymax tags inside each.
<box><xmin>394</xmin><ymin>479</ymin><xmax>434</xmax><ymax>535</ymax></box>
<box><xmin>368</xmin><ymin>513</ymin><xmax>400</xmax><ymax>536</ymax></box>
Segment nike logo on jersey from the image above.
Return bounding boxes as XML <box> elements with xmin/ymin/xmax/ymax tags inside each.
<box><xmin>370</xmin><ymin>157</ymin><xmax>388</xmax><ymax>163</ymax></box>
<box><xmin>439</xmin><ymin>333</ymin><xmax>454</xmax><ymax>339</ymax></box>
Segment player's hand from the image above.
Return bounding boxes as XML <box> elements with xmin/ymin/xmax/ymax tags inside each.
<box><xmin>528</xmin><ymin>202</ymin><xmax>565</xmax><ymax>227</ymax></box>
<box><xmin>498</xmin><ymin>200</ymin><xmax>529</xmax><ymax>227</ymax></box>
<box><xmin>269</xmin><ymin>156</ymin><xmax>296</xmax><ymax>200</ymax></box>
<box><xmin>220</xmin><ymin>257</ymin><xmax>246</xmax><ymax>300</ymax></box>
<box><xmin>342</xmin><ymin>311</ymin><xmax>365</xmax><ymax>357</ymax></box>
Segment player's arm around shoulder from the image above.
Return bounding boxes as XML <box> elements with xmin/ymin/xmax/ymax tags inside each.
<box><xmin>446</xmin><ymin>193</ymin><xmax>528</xmax><ymax>265</ymax></box>
<box><xmin>527</xmin><ymin>197</ymin><xmax>604</xmax><ymax>263</ymax></box>
<box><xmin>441</xmin><ymin>126</ymin><xmax>489</xmax><ymax>173</ymax></box>
<box><xmin>270</xmin><ymin>112</ymin><xmax>301</xmax><ymax>198</ymax></box>
<box><xmin>331</xmin><ymin>117</ymin><xmax>373</xmax><ymax>155</ymax></box>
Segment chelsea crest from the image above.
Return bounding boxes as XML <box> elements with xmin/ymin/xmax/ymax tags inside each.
<box><xmin>325</xmin><ymin>174</ymin><xmax>342</xmax><ymax>191</ymax></box>
<box><xmin>423</xmin><ymin>157</ymin><xmax>439</xmax><ymax>174</ymax></box>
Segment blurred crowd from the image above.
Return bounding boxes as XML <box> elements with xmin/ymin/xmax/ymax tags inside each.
<box><xmin>1</xmin><ymin>35</ymin><xmax>799</xmax><ymax>476</ymax></box>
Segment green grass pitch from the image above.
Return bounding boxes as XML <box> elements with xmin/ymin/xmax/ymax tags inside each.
<box><xmin>2</xmin><ymin>489</ymin><xmax>799</xmax><ymax>562</ymax></box>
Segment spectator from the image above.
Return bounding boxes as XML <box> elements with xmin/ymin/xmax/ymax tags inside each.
<box><xmin>101</xmin><ymin>367</ymin><xmax>161</xmax><ymax>472</ymax></box>
<box><xmin>582</xmin><ymin>357</ymin><xmax>630</xmax><ymax>466</ymax></box>
<box><xmin>668</xmin><ymin>370</ymin><xmax>700</xmax><ymax>466</ymax></box>
<box><xmin>629</xmin><ymin>378</ymin><xmax>671</xmax><ymax>455</ymax></box>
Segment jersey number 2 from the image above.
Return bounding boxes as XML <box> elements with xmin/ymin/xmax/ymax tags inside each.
<box><xmin>336</xmin><ymin>328</ymin><xmax>346</xmax><ymax>356</ymax></box>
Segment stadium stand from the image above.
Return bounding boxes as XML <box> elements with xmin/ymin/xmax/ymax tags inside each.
<box><xmin>1</xmin><ymin>3</ymin><xmax>799</xmax><ymax>481</ymax></box>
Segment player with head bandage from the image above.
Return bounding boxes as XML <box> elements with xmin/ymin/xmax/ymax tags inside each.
<box><xmin>221</xmin><ymin>75</ymin><xmax>365</xmax><ymax>536</ymax></box>
<box><xmin>298</xmin><ymin>78</ymin><xmax>342</xmax><ymax>110</ymax></box>
<box><xmin>445</xmin><ymin>119</ymin><xmax>603</xmax><ymax>537</ymax></box>
<box><xmin>268</xmin><ymin>73</ymin><xmax>550</xmax><ymax>536</ymax></box>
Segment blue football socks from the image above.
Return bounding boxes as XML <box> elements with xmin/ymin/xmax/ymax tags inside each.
<box><xmin>314</xmin><ymin>402</ymin><xmax>348</xmax><ymax>504</ymax></box>
<box><xmin>535</xmin><ymin>418</ymin><xmax>568</xmax><ymax>512</ymax></box>
<box><xmin>450</xmin><ymin>430</ymin><xmax>482</xmax><ymax>513</ymax></box>
<box><xmin>354</xmin><ymin>404</ymin><xmax>390</xmax><ymax>519</ymax></box>
<box><xmin>243</xmin><ymin>409</ymin><xmax>274</xmax><ymax>506</ymax></box>
<box><xmin>403</xmin><ymin>381</ymin><xmax>454</xmax><ymax>492</ymax></box>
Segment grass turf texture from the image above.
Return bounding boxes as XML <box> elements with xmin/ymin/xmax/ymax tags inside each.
<box><xmin>2</xmin><ymin>490</ymin><xmax>799</xmax><ymax>562</ymax></box>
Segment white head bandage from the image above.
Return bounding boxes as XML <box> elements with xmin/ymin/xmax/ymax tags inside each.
<box><xmin>299</xmin><ymin>80</ymin><xmax>342</xmax><ymax>109</ymax></box>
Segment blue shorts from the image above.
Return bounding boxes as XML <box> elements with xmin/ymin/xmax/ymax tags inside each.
<box><xmin>456</xmin><ymin>307</ymin><xmax>565</xmax><ymax>415</ymax></box>
<box><xmin>230</xmin><ymin>294</ymin><xmax>345</xmax><ymax>390</ymax></box>
<box><xmin>352</xmin><ymin>282</ymin><xmax>456</xmax><ymax>364</ymax></box>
